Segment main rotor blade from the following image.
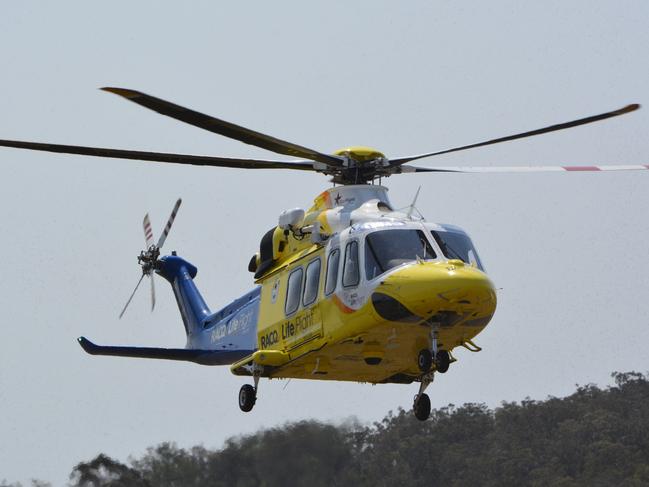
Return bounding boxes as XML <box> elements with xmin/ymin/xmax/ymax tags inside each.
<box><xmin>0</xmin><ymin>139</ymin><xmax>316</xmax><ymax>171</ymax></box>
<box><xmin>391</xmin><ymin>104</ymin><xmax>640</xmax><ymax>166</ymax></box>
<box><xmin>102</xmin><ymin>87</ymin><xmax>344</xmax><ymax>168</ymax></box>
<box><xmin>156</xmin><ymin>198</ymin><xmax>182</xmax><ymax>249</ymax></box>
<box><xmin>406</xmin><ymin>163</ymin><xmax>649</xmax><ymax>174</ymax></box>
<box><xmin>119</xmin><ymin>273</ymin><xmax>146</xmax><ymax>319</ymax></box>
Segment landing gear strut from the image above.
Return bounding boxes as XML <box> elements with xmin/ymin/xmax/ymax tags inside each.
<box><xmin>413</xmin><ymin>373</ymin><xmax>433</xmax><ymax>421</ymax></box>
<box><xmin>413</xmin><ymin>325</ymin><xmax>453</xmax><ymax>421</ymax></box>
<box><xmin>428</xmin><ymin>327</ymin><xmax>451</xmax><ymax>373</ymax></box>
<box><xmin>238</xmin><ymin>365</ymin><xmax>262</xmax><ymax>413</ymax></box>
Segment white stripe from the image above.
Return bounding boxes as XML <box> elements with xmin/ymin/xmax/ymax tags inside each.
<box><xmin>597</xmin><ymin>165</ymin><xmax>648</xmax><ymax>171</ymax></box>
<box><xmin>427</xmin><ymin>165</ymin><xmax>648</xmax><ymax>173</ymax></box>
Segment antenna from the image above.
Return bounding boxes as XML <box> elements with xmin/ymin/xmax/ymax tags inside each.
<box><xmin>406</xmin><ymin>186</ymin><xmax>424</xmax><ymax>220</ymax></box>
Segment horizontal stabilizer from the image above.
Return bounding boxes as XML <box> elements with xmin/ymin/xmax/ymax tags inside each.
<box><xmin>77</xmin><ymin>337</ymin><xmax>251</xmax><ymax>366</ymax></box>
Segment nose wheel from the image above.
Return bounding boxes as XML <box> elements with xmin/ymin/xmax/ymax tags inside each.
<box><xmin>419</xmin><ymin>327</ymin><xmax>451</xmax><ymax>373</ymax></box>
<box><xmin>417</xmin><ymin>349</ymin><xmax>433</xmax><ymax>372</ymax></box>
<box><xmin>417</xmin><ymin>337</ymin><xmax>451</xmax><ymax>374</ymax></box>
<box><xmin>435</xmin><ymin>349</ymin><xmax>450</xmax><ymax>373</ymax></box>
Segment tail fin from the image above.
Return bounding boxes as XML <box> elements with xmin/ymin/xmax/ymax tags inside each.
<box><xmin>155</xmin><ymin>254</ymin><xmax>210</xmax><ymax>338</ymax></box>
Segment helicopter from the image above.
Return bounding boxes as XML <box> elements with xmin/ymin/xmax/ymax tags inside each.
<box><xmin>0</xmin><ymin>88</ymin><xmax>644</xmax><ymax>421</ymax></box>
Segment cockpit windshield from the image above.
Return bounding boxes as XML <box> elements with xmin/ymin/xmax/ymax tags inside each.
<box><xmin>430</xmin><ymin>230</ymin><xmax>484</xmax><ymax>271</ymax></box>
<box><xmin>365</xmin><ymin>229</ymin><xmax>436</xmax><ymax>280</ymax></box>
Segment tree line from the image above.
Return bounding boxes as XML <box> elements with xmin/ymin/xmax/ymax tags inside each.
<box><xmin>4</xmin><ymin>371</ymin><xmax>649</xmax><ymax>486</ymax></box>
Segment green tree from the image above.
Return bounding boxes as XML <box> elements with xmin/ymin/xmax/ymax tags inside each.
<box><xmin>66</xmin><ymin>371</ymin><xmax>649</xmax><ymax>486</ymax></box>
<box><xmin>69</xmin><ymin>454</ymin><xmax>148</xmax><ymax>487</ymax></box>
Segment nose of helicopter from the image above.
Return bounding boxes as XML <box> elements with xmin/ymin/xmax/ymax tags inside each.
<box><xmin>371</xmin><ymin>260</ymin><xmax>497</xmax><ymax>326</ymax></box>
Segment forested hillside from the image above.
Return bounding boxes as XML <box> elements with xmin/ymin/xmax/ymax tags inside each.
<box><xmin>4</xmin><ymin>372</ymin><xmax>649</xmax><ymax>486</ymax></box>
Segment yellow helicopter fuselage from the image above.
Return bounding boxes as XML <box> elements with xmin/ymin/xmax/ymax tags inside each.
<box><xmin>232</xmin><ymin>184</ymin><xmax>497</xmax><ymax>385</ymax></box>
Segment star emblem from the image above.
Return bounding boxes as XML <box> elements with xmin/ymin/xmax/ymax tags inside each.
<box><xmin>334</xmin><ymin>193</ymin><xmax>342</xmax><ymax>205</ymax></box>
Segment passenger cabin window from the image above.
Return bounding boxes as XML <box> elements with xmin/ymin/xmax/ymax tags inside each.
<box><xmin>303</xmin><ymin>258</ymin><xmax>321</xmax><ymax>306</ymax></box>
<box><xmin>365</xmin><ymin>229</ymin><xmax>436</xmax><ymax>280</ymax></box>
<box><xmin>285</xmin><ymin>268</ymin><xmax>303</xmax><ymax>315</ymax></box>
<box><xmin>343</xmin><ymin>241</ymin><xmax>360</xmax><ymax>287</ymax></box>
<box><xmin>324</xmin><ymin>249</ymin><xmax>340</xmax><ymax>296</ymax></box>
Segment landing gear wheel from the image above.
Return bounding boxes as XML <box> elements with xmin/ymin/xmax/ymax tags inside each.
<box><xmin>435</xmin><ymin>349</ymin><xmax>450</xmax><ymax>373</ymax></box>
<box><xmin>417</xmin><ymin>349</ymin><xmax>433</xmax><ymax>373</ymax></box>
<box><xmin>413</xmin><ymin>393</ymin><xmax>431</xmax><ymax>421</ymax></box>
<box><xmin>238</xmin><ymin>384</ymin><xmax>256</xmax><ymax>412</ymax></box>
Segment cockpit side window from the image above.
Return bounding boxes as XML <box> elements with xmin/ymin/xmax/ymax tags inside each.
<box><xmin>342</xmin><ymin>241</ymin><xmax>360</xmax><ymax>287</ymax></box>
<box><xmin>365</xmin><ymin>239</ymin><xmax>382</xmax><ymax>281</ymax></box>
<box><xmin>430</xmin><ymin>230</ymin><xmax>484</xmax><ymax>270</ymax></box>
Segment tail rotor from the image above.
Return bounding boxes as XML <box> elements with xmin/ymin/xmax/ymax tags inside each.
<box><xmin>118</xmin><ymin>198</ymin><xmax>182</xmax><ymax>319</ymax></box>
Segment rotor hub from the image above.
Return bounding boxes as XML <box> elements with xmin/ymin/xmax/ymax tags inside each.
<box><xmin>333</xmin><ymin>146</ymin><xmax>386</xmax><ymax>162</ymax></box>
<box><xmin>138</xmin><ymin>246</ymin><xmax>160</xmax><ymax>274</ymax></box>
<box><xmin>329</xmin><ymin>146</ymin><xmax>392</xmax><ymax>184</ymax></box>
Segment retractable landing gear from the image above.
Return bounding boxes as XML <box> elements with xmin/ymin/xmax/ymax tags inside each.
<box><xmin>417</xmin><ymin>327</ymin><xmax>451</xmax><ymax>374</ymax></box>
<box><xmin>413</xmin><ymin>373</ymin><xmax>434</xmax><ymax>421</ymax></box>
<box><xmin>238</xmin><ymin>365</ymin><xmax>262</xmax><ymax>413</ymax></box>
<box><xmin>238</xmin><ymin>384</ymin><xmax>256</xmax><ymax>412</ymax></box>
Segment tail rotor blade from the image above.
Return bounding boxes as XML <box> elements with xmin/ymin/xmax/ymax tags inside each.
<box><xmin>143</xmin><ymin>213</ymin><xmax>154</xmax><ymax>248</ymax></box>
<box><xmin>119</xmin><ymin>273</ymin><xmax>146</xmax><ymax>319</ymax></box>
<box><xmin>150</xmin><ymin>273</ymin><xmax>156</xmax><ymax>313</ymax></box>
<box><xmin>156</xmin><ymin>198</ymin><xmax>182</xmax><ymax>249</ymax></box>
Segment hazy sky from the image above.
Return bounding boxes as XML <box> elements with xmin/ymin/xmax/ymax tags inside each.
<box><xmin>1</xmin><ymin>2</ymin><xmax>648</xmax><ymax>484</ymax></box>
